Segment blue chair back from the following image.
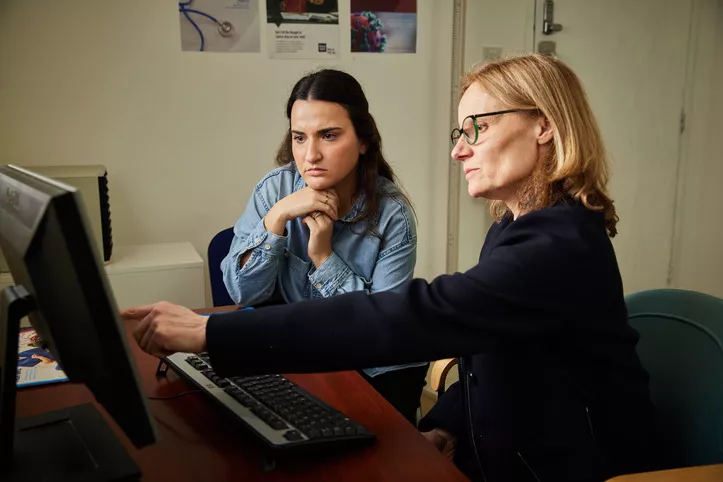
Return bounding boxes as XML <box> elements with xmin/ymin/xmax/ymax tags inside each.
<box><xmin>626</xmin><ymin>289</ymin><xmax>723</xmax><ymax>469</ymax></box>
<box><xmin>207</xmin><ymin>227</ymin><xmax>235</xmax><ymax>307</ymax></box>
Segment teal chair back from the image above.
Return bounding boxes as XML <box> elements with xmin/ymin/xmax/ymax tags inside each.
<box><xmin>626</xmin><ymin>289</ymin><xmax>723</xmax><ymax>469</ymax></box>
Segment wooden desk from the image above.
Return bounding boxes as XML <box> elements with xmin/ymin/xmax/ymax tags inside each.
<box><xmin>16</xmin><ymin>315</ymin><xmax>467</xmax><ymax>481</ymax></box>
<box><xmin>607</xmin><ymin>464</ymin><xmax>723</xmax><ymax>482</ymax></box>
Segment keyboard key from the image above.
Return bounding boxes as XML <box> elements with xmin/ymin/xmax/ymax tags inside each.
<box><xmin>283</xmin><ymin>430</ymin><xmax>304</xmax><ymax>442</ymax></box>
<box><xmin>269</xmin><ymin>419</ymin><xmax>288</xmax><ymax>430</ymax></box>
<box><xmin>232</xmin><ymin>394</ymin><xmax>253</xmax><ymax>406</ymax></box>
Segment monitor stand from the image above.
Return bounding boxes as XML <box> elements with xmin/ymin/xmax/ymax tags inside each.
<box><xmin>0</xmin><ymin>285</ymin><xmax>141</xmax><ymax>482</ymax></box>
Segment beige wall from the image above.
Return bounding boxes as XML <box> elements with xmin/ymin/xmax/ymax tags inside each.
<box><xmin>0</xmin><ymin>0</ymin><xmax>453</xmax><ymax>305</ymax></box>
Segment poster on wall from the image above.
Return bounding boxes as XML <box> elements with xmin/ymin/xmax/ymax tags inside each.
<box><xmin>350</xmin><ymin>0</ymin><xmax>417</xmax><ymax>54</ymax></box>
<box><xmin>266</xmin><ymin>0</ymin><xmax>339</xmax><ymax>59</ymax></box>
<box><xmin>179</xmin><ymin>0</ymin><xmax>261</xmax><ymax>52</ymax></box>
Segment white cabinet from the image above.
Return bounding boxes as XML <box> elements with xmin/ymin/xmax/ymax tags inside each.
<box><xmin>104</xmin><ymin>242</ymin><xmax>205</xmax><ymax>310</ymax></box>
<box><xmin>0</xmin><ymin>242</ymin><xmax>205</xmax><ymax>327</ymax></box>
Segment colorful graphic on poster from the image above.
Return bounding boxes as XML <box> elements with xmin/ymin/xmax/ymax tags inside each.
<box><xmin>351</xmin><ymin>0</ymin><xmax>417</xmax><ymax>54</ymax></box>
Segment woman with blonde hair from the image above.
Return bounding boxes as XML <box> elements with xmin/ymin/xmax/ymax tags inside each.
<box><xmin>126</xmin><ymin>54</ymin><xmax>658</xmax><ymax>481</ymax></box>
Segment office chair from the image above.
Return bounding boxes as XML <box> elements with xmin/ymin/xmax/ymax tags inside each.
<box><xmin>626</xmin><ymin>288</ymin><xmax>723</xmax><ymax>469</ymax></box>
<box><xmin>207</xmin><ymin>227</ymin><xmax>235</xmax><ymax>307</ymax></box>
<box><xmin>430</xmin><ymin>358</ymin><xmax>458</xmax><ymax>396</ymax></box>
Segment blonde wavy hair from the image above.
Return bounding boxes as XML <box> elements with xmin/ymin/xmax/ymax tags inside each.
<box><xmin>461</xmin><ymin>54</ymin><xmax>618</xmax><ymax>237</ymax></box>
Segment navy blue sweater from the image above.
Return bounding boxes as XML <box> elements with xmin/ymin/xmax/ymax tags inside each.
<box><xmin>207</xmin><ymin>199</ymin><xmax>658</xmax><ymax>481</ymax></box>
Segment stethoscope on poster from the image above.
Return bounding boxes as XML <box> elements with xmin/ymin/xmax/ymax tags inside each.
<box><xmin>179</xmin><ymin>0</ymin><xmax>235</xmax><ymax>51</ymax></box>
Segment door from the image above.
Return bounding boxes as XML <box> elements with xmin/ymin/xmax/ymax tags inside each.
<box><xmin>533</xmin><ymin>0</ymin><xmax>693</xmax><ymax>294</ymax></box>
<box><xmin>670</xmin><ymin>0</ymin><xmax>723</xmax><ymax>297</ymax></box>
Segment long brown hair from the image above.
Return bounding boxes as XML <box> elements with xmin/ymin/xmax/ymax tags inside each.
<box><xmin>461</xmin><ymin>54</ymin><xmax>619</xmax><ymax>237</ymax></box>
<box><xmin>275</xmin><ymin>69</ymin><xmax>412</xmax><ymax>230</ymax></box>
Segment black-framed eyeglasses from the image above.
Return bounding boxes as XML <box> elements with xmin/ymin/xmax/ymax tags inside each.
<box><xmin>450</xmin><ymin>108</ymin><xmax>539</xmax><ymax>147</ymax></box>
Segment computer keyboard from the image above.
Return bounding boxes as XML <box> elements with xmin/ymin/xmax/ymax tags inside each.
<box><xmin>163</xmin><ymin>352</ymin><xmax>375</xmax><ymax>454</ymax></box>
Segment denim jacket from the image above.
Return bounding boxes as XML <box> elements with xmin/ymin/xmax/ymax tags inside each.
<box><xmin>221</xmin><ymin>164</ymin><xmax>426</xmax><ymax>377</ymax></box>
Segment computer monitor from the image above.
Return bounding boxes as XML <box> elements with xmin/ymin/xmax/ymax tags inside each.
<box><xmin>0</xmin><ymin>165</ymin><xmax>157</xmax><ymax>481</ymax></box>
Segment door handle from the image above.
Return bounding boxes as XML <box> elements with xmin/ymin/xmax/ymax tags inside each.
<box><xmin>542</xmin><ymin>0</ymin><xmax>563</xmax><ymax>35</ymax></box>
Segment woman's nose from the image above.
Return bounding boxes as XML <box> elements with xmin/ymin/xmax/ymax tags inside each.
<box><xmin>305</xmin><ymin>140</ymin><xmax>322</xmax><ymax>163</ymax></box>
<box><xmin>451</xmin><ymin>137</ymin><xmax>472</xmax><ymax>161</ymax></box>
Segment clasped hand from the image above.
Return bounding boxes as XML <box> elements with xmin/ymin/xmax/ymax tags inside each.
<box><xmin>265</xmin><ymin>187</ymin><xmax>339</xmax><ymax>267</ymax></box>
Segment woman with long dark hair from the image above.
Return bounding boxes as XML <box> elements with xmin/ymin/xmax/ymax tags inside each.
<box><xmin>219</xmin><ymin>69</ymin><xmax>427</xmax><ymax>425</ymax></box>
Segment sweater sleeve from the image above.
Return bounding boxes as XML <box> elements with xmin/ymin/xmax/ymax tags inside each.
<box><xmin>206</xmin><ymin>207</ymin><xmax>596</xmax><ymax>377</ymax></box>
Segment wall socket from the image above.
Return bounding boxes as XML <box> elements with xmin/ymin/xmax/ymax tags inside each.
<box><xmin>482</xmin><ymin>46</ymin><xmax>503</xmax><ymax>62</ymax></box>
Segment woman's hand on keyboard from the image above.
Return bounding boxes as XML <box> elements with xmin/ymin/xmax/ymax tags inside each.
<box><xmin>123</xmin><ymin>301</ymin><xmax>208</xmax><ymax>357</ymax></box>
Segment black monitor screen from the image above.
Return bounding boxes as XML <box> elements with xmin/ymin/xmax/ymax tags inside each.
<box><xmin>0</xmin><ymin>164</ymin><xmax>156</xmax><ymax>450</ymax></box>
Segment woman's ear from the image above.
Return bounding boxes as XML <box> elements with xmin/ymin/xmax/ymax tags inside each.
<box><xmin>360</xmin><ymin>142</ymin><xmax>368</xmax><ymax>155</ymax></box>
<box><xmin>537</xmin><ymin>116</ymin><xmax>554</xmax><ymax>145</ymax></box>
